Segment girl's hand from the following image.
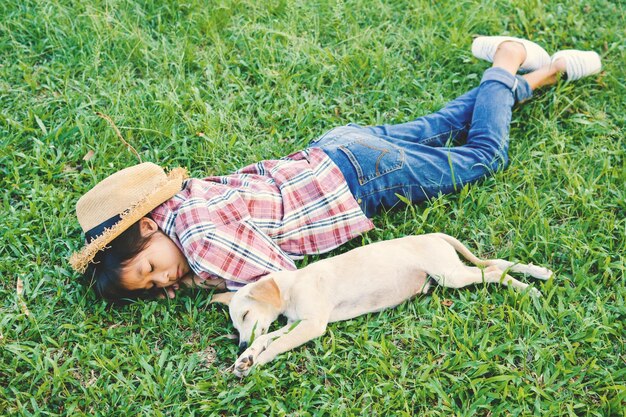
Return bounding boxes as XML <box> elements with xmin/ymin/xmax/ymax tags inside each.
<box><xmin>158</xmin><ymin>283</ymin><xmax>179</xmax><ymax>299</ymax></box>
<box><xmin>179</xmin><ymin>275</ymin><xmax>226</xmax><ymax>290</ymax></box>
<box><xmin>157</xmin><ymin>275</ymin><xmax>227</xmax><ymax>299</ymax></box>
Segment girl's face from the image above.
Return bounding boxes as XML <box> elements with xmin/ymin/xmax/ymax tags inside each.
<box><xmin>119</xmin><ymin>218</ymin><xmax>192</xmax><ymax>293</ymax></box>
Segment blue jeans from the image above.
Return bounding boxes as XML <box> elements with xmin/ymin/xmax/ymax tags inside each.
<box><xmin>311</xmin><ymin>67</ymin><xmax>533</xmax><ymax>217</ymax></box>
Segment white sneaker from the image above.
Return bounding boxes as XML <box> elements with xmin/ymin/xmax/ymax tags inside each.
<box><xmin>472</xmin><ymin>35</ymin><xmax>551</xmax><ymax>72</ymax></box>
<box><xmin>551</xmin><ymin>50</ymin><xmax>602</xmax><ymax>81</ymax></box>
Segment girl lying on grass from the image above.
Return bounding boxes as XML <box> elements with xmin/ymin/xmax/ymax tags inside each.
<box><xmin>70</xmin><ymin>36</ymin><xmax>601</xmax><ymax>303</ymax></box>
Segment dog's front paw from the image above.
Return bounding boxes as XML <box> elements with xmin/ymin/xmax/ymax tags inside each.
<box><xmin>234</xmin><ymin>343</ymin><xmax>266</xmax><ymax>377</ymax></box>
<box><xmin>233</xmin><ymin>353</ymin><xmax>255</xmax><ymax>378</ymax></box>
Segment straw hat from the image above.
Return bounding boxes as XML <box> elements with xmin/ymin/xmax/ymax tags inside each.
<box><xmin>69</xmin><ymin>162</ymin><xmax>188</xmax><ymax>273</ymax></box>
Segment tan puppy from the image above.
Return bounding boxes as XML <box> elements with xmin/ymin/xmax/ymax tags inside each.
<box><xmin>212</xmin><ymin>233</ymin><xmax>552</xmax><ymax>377</ymax></box>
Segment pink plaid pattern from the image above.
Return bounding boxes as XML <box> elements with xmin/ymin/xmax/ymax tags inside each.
<box><xmin>150</xmin><ymin>148</ymin><xmax>374</xmax><ymax>288</ymax></box>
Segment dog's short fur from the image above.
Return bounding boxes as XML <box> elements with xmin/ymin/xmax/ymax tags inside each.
<box><xmin>212</xmin><ymin>233</ymin><xmax>552</xmax><ymax>377</ymax></box>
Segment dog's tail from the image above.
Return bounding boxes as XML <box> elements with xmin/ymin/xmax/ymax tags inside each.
<box><xmin>428</xmin><ymin>233</ymin><xmax>489</xmax><ymax>267</ymax></box>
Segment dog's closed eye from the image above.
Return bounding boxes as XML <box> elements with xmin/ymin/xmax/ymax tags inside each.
<box><xmin>242</xmin><ymin>311</ymin><xmax>249</xmax><ymax>321</ymax></box>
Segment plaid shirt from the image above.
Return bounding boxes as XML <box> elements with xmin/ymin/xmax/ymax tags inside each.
<box><xmin>150</xmin><ymin>148</ymin><xmax>374</xmax><ymax>289</ymax></box>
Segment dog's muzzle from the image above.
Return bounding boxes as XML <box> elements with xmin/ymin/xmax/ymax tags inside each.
<box><xmin>238</xmin><ymin>342</ymin><xmax>248</xmax><ymax>354</ymax></box>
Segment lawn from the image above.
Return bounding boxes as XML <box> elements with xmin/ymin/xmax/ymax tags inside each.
<box><xmin>1</xmin><ymin>0</ymin><xmax>624</xmax><ymax>415</ymax></box>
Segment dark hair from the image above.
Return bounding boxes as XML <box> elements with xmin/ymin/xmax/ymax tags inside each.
<box><xmin>84</xmin><ymin>221</ymin><xmax>155</xmax><ymax>303</ymax></box>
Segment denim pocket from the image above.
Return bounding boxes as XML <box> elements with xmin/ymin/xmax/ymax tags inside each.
<box><xmin>338</xmin><ymin>137</ymin><xmax>405</xmax><ymax>186</ymax></box>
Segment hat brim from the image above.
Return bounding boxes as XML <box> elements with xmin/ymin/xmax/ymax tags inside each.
<box><xmin>69</xmin><ymin>168</ymin><xmax>186</xmax><ymax>273</ymax></box>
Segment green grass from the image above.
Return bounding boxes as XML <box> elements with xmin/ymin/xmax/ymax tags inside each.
<box><xmin>1</xmin><ymin>0</ymin><xmax>624</xmax><ymax>415</ymax></box>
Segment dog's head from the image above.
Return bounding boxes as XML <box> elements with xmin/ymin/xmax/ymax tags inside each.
<box><xmin>212</xmin><ymin>277</ymin><xmax>283</xmax><ymax>351</ymax></box>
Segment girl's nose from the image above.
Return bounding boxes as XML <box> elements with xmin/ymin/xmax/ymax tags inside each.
<box><xmin>153</xmin><ymin>273</ymin><xmax>170</xmax><ymax>285</ymax></box>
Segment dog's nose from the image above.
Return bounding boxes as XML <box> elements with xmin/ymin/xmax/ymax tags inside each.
<box><xmin>238</xmin><ymin>342</ymin><xmax>248</xmax><ymax>354</ymax></box>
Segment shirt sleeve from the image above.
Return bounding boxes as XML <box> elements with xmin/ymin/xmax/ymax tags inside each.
<box><xmin>174</xmin><ymin>186</ymin><xmax>297</xmax><ymax>283</ymax></box>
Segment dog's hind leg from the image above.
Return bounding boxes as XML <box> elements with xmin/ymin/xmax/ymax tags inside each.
<box><xmin>482</xmin><ymin>259</ymin><xmax>553</xmax><ymax>280</ymax></box>
<box><xmin>481</xmin><ymin>266</ymin><xmax>541</xmax><ymax>294</ymax></box>
<box><xmin>430</xmin><ymin>234</ymin><xmax>552</xmax><ymax>281</ymax></box>
<box><xmin>431</xmin><ymin>265</ymin><xmax>541</xmax><ymax>296</ymax></box>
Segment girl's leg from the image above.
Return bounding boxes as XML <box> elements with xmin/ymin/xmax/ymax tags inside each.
<box><xmin>319</xmin><ymin>42</ymin><xmax>563</xmax><ymax>216</ymax></box>
<box><xmin>439</xmin><ymin>41</ymin><xmax>534</xmax><ymax>179</ymax></box>
<box><xmin>360</xmin><ymin>88</ymin><xmax>479</xmax><ymax>147</ymax></box>
<box><xmin>522</xmin><ymin>59</ymin><xmax>566</xmax><ymax>89</ymax></box>
<box><xmin>317</xmin><ymin>66</ymin><xmax>528</xmax><ymax>216</ymax></box>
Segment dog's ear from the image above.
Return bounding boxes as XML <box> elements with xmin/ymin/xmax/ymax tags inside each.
<box><xmin>211</xmin><ymin>291</ymin><xmax>235</xmax><ymax>305</ymax></box>
<box><xmin>248</xmin><ymin>278</ymin><xmax>282</xmax><ymax>310</ymax></box>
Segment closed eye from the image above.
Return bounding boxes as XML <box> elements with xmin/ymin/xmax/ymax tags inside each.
<box><xmin>242</xmin><ymin>311</ymin><xmax>249</xmax><ymax>321</ymax></box>
<box><xmin>143</xmin><ymin>262</ymin><xmax>154</xmax><ymax>276</ymax></box>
